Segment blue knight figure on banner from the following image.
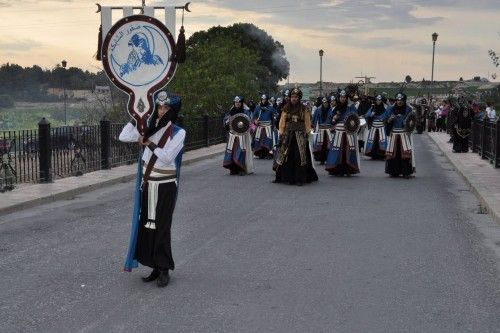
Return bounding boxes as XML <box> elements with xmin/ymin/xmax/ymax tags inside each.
<box><xmin>119</xmin><ymin>32</ymin><xmax>164</xmax><ymax>77</ymax></box>
<box><xmin>97</xmin><ymin>1</ymin><xmax>190</xmax><ymax>287</ymax></box>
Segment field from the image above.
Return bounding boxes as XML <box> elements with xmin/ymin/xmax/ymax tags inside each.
<box><xmin>0</xmin><ymin>102</ymin><xmax>91</xmax><ymax>130</ymax></box>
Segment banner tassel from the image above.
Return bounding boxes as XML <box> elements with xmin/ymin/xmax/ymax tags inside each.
<box><xmin>96</xmin><ymin>24</ymin><xmax>103</xmax><ymax>61</ymax></box>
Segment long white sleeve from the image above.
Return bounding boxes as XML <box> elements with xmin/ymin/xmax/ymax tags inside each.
<box><xmin>119</xmin><ymin>122</ymin><xmax>140</xmax><ymax>143</ymax></box>
<box><xmin>153</xmin><ymin>128</ymin><xmax>186</xmax><ymax>165</ymax></box>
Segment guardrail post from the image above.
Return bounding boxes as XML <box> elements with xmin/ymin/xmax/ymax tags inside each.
<box><xmin>100</xmin><ymin>118</ymin><xmax>111</xmax><ymax>169</ymax></box>
<box><xmin>471</xmin><ymin>119</ymin><xmax>477</xmax><ymax>152</ymax></box>
<box><xmin>204</xmin><ymin>114</ymin><xmax>210</xmax><ymax>147</ymax></box>
<box><xmin>221</xmin><ymin>113</ymin><xmax>227</xmax><ymax>143</ymax></box>
<box><xmin>495</xmin><ymin>119</ymin><xmax>500</xmax><ymax>168</ymax></box>
<box><xmin>481</xmin><ymin>119</ymin><xmax>487</xmax><ymax>159</ymax></box>
<box><xmin>38</xmin><ymin>118</ymin><xmax>52</xmax><ymax>183</ymax></box>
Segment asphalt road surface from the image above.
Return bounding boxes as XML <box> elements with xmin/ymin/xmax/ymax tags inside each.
<box><xmin>1</xmin><ymin>135</ymin><xmax>499</xmax><ymax>332</ymax></box>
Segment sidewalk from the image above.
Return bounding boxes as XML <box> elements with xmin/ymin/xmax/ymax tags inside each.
<box><xmin>0</xmin><ymin>143</ymin><xmax>225</xmax><ymax>216</ymax></box>
<box><xmin>428</xmin><ymin>132</ymin><xmax>500</xmax><ymax>224</ymax></box>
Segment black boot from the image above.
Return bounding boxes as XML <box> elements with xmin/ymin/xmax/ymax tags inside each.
<box><xmin>157</xmin><ymin>270</ymin><xmax>170</xmax><ymax>287</ymax></box>
<box><xmin>142</xmin><ymin>268</ymin><xmax>159</xmax><ymax>282</ymax></box>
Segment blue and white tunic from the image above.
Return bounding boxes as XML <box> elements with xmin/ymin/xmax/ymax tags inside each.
<box><xmin>325</xmin><ymin>104</ymin><xmax>360</xmax><ymax>175</ymax></box>
<box><xmin>364</xmin><ymin>104</ymin><xmax>389</xmax><ymax>158</ymax></box>
<box><xmin>252</xmin><ymin>103</ymin><xmax>277</xmax><ymax>155</ymax></box>
<box><xmin>384</xmin><ymin>104</ymin><xmax>416</xmax><ymax>174</ymax></box>
<box><xmin>312</xmin><ymin>105</ymin><xmax>334</xmax><ymax>154</ymax></box>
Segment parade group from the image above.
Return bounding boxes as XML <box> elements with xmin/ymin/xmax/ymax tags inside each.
<box><xmin>117</xmin><ymin>86</ymin><xmax>492</xmax><ymax>287</ymax></box>
<box><xmin>223</xmin><ymin>86</ymin><xmax>419</xmax><ymax>185</ymax></box>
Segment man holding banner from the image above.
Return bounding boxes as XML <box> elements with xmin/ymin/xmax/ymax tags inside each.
<box><xmin>98</xmin><ymin>2</ymin><xmax>189</xmax><ymax>286</ymax></box>
<box><xmin>119</xmin><ymin>91</ymin><xmax>185</xmax><ymax>287</ymax></box>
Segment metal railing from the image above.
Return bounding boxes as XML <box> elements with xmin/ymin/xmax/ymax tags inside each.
<box><xmin>0</xmin><ymin>114</ymin><xmax>226</xmax><ymax>191</ymax></box>
<box><xmin>470</xmin><ymin>118</ymin><xmax>500</xmax><ymax>168</ymax></box>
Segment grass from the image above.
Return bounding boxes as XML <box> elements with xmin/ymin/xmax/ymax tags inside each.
<box><xmin>0</xmin><ymin>102</ymin><xmax>91</xmax><ymax>130</ymax></box>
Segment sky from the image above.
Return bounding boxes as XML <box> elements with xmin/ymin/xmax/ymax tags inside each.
<box><xmin>1</xmin><ymin>0</ymin><xmax>499</xmax><ymax>83</ymax></box>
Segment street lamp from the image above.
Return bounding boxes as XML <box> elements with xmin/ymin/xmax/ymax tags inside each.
<box><xmin>430</xmin><ymin>32</ymin><xmax>438</xmax><ymax>102</ymax></box>
<box><xmin>319</xmin><ymin>49</ymin><xmax>324</xmax><ymax>97</ymax></box>
<box><xmin>61</xmin><ymin>60</ymin><xmax>67</xmax><ymax>125</ymax></box>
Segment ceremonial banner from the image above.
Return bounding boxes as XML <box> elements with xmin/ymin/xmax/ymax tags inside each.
<box><xmin>101</xmin><ymin>14</ymin><xmax>177</xmax><ymax>133</ymax></box>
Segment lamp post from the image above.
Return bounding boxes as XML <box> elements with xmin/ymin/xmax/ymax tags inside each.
<box><xmin>61</xmin><ymin>60</ymin><xmax>67</xmax><ymax>125</ymax></box>
<box><xmin>319</xmin><ymin>49</ymin><xmax>324</xmax><ymax>97</ymax></box>
<box><xmin>430</xmin><ymin>33</ymin><xmax>438</xmax><ymax>102</ymax></box>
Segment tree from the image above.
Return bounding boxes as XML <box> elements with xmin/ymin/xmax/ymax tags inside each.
<box><xmin>187</xmin><ymin>23</ymin><xmax>289</xmax><ymax>93</ymax></box>
<box><xmin>169</xmin><ymin>34</ymin><xmax>265</xmax><ymax>116</ymax></box>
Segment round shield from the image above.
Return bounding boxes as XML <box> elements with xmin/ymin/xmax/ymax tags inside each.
<box><xmin>230</xmin><ymin>113</ymin><xmax>251</xmax><ymax>135</ymax></box>
<box><xmin>344</xmin><ymin>113</ymin><xmax>360</xmax><ymax>134</ymax></box>
<box><xmin>405</xmin><ymin>112</ymin><xmax>417</xmax><ymax>132</ymax></box>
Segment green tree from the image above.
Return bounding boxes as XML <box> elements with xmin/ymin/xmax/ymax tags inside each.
<box><xmin>169</xmin><ymin>34</ymin><xmax>266</xmax><ymax>116</ymax></box>
<box><xmin>187</xmin><ymin>23</ymin><xmax>289</xmax><ymax>94</ymax></box>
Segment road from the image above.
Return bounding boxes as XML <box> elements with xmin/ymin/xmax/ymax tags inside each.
<box><xmin>0</xmin><ymin>134</ymin><xmax>499</xmax><ymax>332</ymax></box>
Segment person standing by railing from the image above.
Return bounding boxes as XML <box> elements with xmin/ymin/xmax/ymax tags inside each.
<box><xmin>486</xmin><ymin>102</ymin><xmax>497</xmax><ymax>122</ymax></box>
<box><xmin>441</xmin><ymin>100</ymin><xmax>451</xmax><ymax>138</ymax></box>
<box><xmin>450</xmin><ymin>97</ymin><xmax>473</xmax><ymax>153</ymax></box>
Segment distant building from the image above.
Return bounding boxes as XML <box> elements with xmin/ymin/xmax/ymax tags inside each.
<box><xmin>94</xmin><ymin>85</ymin><xmax>111</xmax><ymax>95</ymax></box>
<box><xmin>46</xmin><ymin>86</ymin><xmax>112</xmax><ymax>101</ymax></box>
<box><xmin>46</xmin><ymin>88</ymin><xmax>90</xmax><ymax>99</ymax></box>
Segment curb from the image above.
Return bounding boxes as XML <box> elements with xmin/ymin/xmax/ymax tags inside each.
<box><xmin>0</xmin><ymin>147</ymin><xmax>224</xmax><ymax>217</ymax></box>
<box><xmin>427</xmin><ymin>133</ymin><xmax>500</xmax><ymax>225</ymax></box>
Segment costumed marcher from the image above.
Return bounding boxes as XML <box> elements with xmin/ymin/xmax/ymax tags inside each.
<box><xmin>364</xmin><ymin>94</ymin><xmax>388</xmax><ymax>159</ymax></box>
<box><xmin>120</xmin><ymin>91</ymin><xmax>186</xmax><ymax>287</ymax></box>
<box><xmin>247</xmin><ymin>100</ymin><xmax>256</xmax><ymax>119</ymax></box>
<box><xmin>311</xmin><ymin>96</ymin><xmax>323</xmax><ymax>120</ymax></box>
<box><xmin>427</xmin><ymin>106</ymin><xmax>437</xmax><ymax>132</ymax></box>
<box><xmin>356</xmin><ymin>94</ymin><xmax>371</xmax><ymax>152</ymax></box>
<box><xmin>252</xmin><ymin>94</ymin><xmax>277</xmax><ymax>159</ymax></box>
<box><xmin>312</xmin><ymin>96</ymin><xmax>334</xmax><ymax>164</ymax></box>
<box><xmin>274</xmin><ymin>87</ymin><xmax>318</xmax><ymax>185</ymax></box>
<box><xmin>275</xmin><ymin>89</ymin><xmax>290</xmax><ymax>129</ymax></box>
<box><xmin>451</xmin><ymin>97</ymin><xmax>473</xmax><ymax>153</ymax></box>
<box><xmin>414</xmin><ymin>97</ymin><xmax>428</xmax><ymax>134</ymax></box>
<box><xmin>223</xmin><ymin>96</ymin><xmax>254</xmax><ymax>175</ymax></box>
<box><xmin>325</xmin><ymin>90</ymin><xmax>360</xmax><ymax>176</ymax></box>
<box><xmin>270</xmin><ymin>96</ymin><xmax>276</xmax><ymax>109</ymax></box>
<box><xmin>385</xmin><ymin>93</ymin><xmax>415</xmax><ymax>178</ymax></box>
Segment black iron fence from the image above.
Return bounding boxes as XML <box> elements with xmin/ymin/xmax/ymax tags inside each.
<box><xmin>470</xmin><ymin>118</ymin><xmax>500</xmax><ymax>168</ymax></box>
<box><xmin>0</xmin><ymin>114</ymin><xmax>225</xmax><ymax>191</ymax></box>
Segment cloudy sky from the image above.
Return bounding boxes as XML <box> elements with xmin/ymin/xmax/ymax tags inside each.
<box><xmin>1</xmin><ymin>0</ymin><xmax>499</xmax><ymax>83</ymax></box>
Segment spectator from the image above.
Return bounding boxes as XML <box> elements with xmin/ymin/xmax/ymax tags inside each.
<box><xmin>441</xmin><ymin>100</ymin><xmax>450</xmax><ymax>133</ymax></box>
<box><xmin>486</xmin><ymin>102</ymin><xmax>497</xmax><ymax>121</ymax></box>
